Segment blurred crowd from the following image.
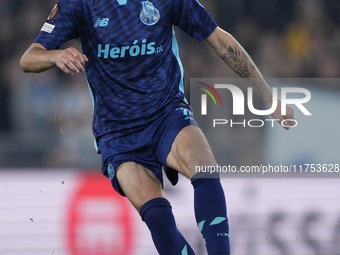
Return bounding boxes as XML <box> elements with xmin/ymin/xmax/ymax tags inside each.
<box><xmin>183</xmin><ymin>0</ymin><xmax>340</xmax><ymax>78</ymax></box>
<box><xmin>0</xmin><ymin>0</ymin><xmax>339</xmax><ymax>167</ymax></box>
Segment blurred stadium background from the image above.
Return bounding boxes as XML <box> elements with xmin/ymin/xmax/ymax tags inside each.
<box><xmin>0</xmin><ymin>0</ymin><xmax>340</xmax><ymax>254</ymax></box>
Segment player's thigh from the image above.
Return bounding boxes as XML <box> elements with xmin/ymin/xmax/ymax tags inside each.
<box><xmin>166</xmin><ymin>125</ymin><xmax>216</xmax><ymax>178</ymax></box>
<box><xmin>116</xmin><ymin>162</ymin><xmax>166</xmax><ymax>212</ymax></box>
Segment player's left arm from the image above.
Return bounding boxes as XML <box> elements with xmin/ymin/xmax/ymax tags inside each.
<box><xmin>205</xmin><ymin>27</ymin><xmax>295</xmax><ymax>130</ymax></box>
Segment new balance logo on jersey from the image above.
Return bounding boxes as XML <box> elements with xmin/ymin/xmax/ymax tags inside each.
<box><xmin>94</xmin><ymin>18</ymin><xmax>109</xmax><ymax>27</ymax></box>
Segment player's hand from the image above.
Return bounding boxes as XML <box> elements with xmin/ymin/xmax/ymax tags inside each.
<box><xmin>270</xmin><ymin>99</ymin><xmax>295</xmax><ymax>130</ymax></box>
<box><xmin>52</xmin><ymin>47</ymin><xmax>88</xmax><ymax>75</ymax></box>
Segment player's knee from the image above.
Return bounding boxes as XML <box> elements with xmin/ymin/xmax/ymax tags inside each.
<box><xmin>169</xmin><ymin>145</ymin><xmax>191</xmax><ymax>178</ymax></box>
<box><xmin>193</xmin><ymin>147</ymin><xmax>216</xmax><ymax>167</ymax></box>
<box><xmin>179</xmin><ymin>146</ymin><xmax>190</xmax><ymax>168</ymax></box>
<box><xmin>179</xmin><ymin>146</ymin><xmax>216</xmax><ymax>174</ymax></box>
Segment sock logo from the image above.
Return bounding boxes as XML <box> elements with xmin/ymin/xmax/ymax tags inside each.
<box><xmin>217</xmin><ymin>232</ymin><xmax>230</xmax><ymax>237</ymax></box>
<box><xmin>198</xmin><ymin>220</ymin><xmax>206</xmax><ymax>232</ymax></box>
<box><xmin>181</xmin><ymin>245</ymin><xmax>188</xmax><ymax>255</ymax></box>
<box><xmin>210</xmin><ymin>217</ymin><xmax>227</xmax><ymax>226</ymax></box>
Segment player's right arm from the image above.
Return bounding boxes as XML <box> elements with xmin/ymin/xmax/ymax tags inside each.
<box><xmin>20</xmin><ymin>42</ymin><xmax>88</xmax><ymax>75</ymax></box>
<box><xmin>205</xmin><ymin>27</ymin><xmax>295</xmax><ymax>130</ymax></box>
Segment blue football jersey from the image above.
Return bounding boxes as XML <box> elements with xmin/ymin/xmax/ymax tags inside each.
<box><xmin>34</xmin><ymin>0</ymin><xmax>217</xmax><ymax>152</ymax></box>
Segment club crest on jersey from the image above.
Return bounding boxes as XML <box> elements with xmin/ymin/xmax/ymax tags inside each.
<box><xmin>140</xmin><ymin>1</ymin><xmax>160</xmax><ymax>26</ymax></box>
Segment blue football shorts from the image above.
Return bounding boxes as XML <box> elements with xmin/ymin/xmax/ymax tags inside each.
<box><xmin>100</xmin><ymin>103</ymin><xmax>199</xmax><ymax>196</ymax></box>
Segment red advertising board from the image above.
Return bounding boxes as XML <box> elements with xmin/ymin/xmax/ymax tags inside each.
<box><xmin>67</xmin><ymin>172</ymin><xmax>133</xmax><ymax>255</ymax></box>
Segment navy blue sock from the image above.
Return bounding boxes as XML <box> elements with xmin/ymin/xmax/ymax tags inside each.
<box><xmin>140</xmin><ymin>197</ymin><xmax>195</xmax><ymax>255</ymax></box>
<box><xmin>191</xmin><ymin>174</ymin><xmax>230</xmax><ymax>255</ymax></box>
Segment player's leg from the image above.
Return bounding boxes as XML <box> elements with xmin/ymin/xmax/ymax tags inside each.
<box><xmin>166</xmin><ymin>125</ymin><xmax>215</xmax><ymax>178</ymax></box>
<box><xmin>166</xmin><ymin>125</ymin><xmax>230</xmax><ymax>255</ymax></box>
<box><xmin>116</xmin><ymin>162</ymin><xmax>195</xmax><ymax>255</ymax></box>
<box><xmin>116</xmin><ymin>161</ymin><xmax>165</xmax><ymax>211</ymax></box>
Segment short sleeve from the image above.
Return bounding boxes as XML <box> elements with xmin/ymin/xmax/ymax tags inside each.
<box><xmin>34</xmin><ymin>0</ymin><xmax>80</xmax><ymax>50</ymax></box>
<box><xmin>171</xmin><ymin>0</ymin><xmax>217</xmax><ymax>41</ymax></box>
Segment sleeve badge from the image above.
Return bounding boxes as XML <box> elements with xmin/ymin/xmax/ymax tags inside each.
<box><xmin>47</xmin><ymin>4</ymin><xmax>58</xmax><ymax>21</ymax></box>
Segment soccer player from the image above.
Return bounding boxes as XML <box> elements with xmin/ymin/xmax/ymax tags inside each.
<box><xmin>20</xmin><ymin>0</ymin><xmax>294</xmax><ymax>254</ymax></box>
